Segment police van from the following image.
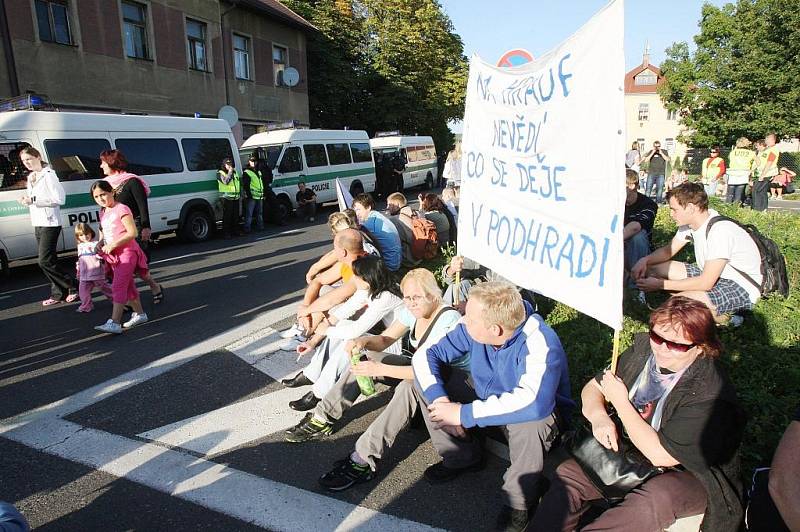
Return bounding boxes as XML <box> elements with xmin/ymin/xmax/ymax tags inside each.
<box><xmin>239</xmin><ymin>127</ymin><xmax>376</xmax><ymax>216</ymax></box>
<box><xmin>0</xmin><ymin>104</ymin><xmax>240</xmax><ymax>274</ymax></box>
<box><xmin>369</xmin><ymin>134</ymin><xmax>438</xmax><ymax>192</ymax></box>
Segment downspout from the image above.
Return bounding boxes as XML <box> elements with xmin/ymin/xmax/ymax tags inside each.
<box><xmin>219</xmin><ymin>0</ymin><xmax>239</xmax><ymax>106</ymax></box>
<box><xmin>0</xmin><ymin>0</ymin><xmax>20</xmax><ymax>96</ymax></box>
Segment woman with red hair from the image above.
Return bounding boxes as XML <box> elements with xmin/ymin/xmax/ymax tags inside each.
<box><xmin>100</xmin><ymin>149</ymin><xmax>164</xmax><ymax>304</ymax></box>
<box><xmin>531</xmin><ymin>296</ymin><xmax>745</xmax><ymax>532</ymax></box>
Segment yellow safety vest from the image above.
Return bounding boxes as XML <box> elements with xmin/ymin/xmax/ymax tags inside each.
<box><xmin>218</xmin><ymin>169</ymin><xmax>240</xmax><ymax>199</ymax></box>
<box><xmin>759</xmin><ymin>146</ymin><xmax>780</xmax><ymax>178</ymax></box>
<box><xmin>701</xmin><ymin>156</ymin><xmax>725</xmax><ymax>184</ymax></box>
<box><xmin>244</xmin><ymin>169</ymin><xmax>264</xmax><ymax>200</ymax></box>
<box><xmin>728</xmin><ymin>148</ymin><xmax>755</xmax><ymax>172</ymax></box>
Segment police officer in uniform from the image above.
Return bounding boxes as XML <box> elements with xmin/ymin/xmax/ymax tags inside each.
<box><xmin>218</xmin><ymin>158</ymin><xmax>240</xmax><ymax>239</ymax></box>
<box><xmin>242</xmin><ymin>156</ymin><xmax>265</xmax><ymax>233</ymax></box>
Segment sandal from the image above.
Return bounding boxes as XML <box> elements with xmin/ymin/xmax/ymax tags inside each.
<box><xmin>42</xmin><ymin>298</ymin><xmax>62</xmax><ymax>306</ymax></box>
<box><xmin>152</xmin><ymin>285</ymin><xmax>165</xmax><ymax>305</ymax></box>
<box><xmin>65</xmin><ymin>292</ymin><xmax>79</xmax><ymax>303</ymax></box>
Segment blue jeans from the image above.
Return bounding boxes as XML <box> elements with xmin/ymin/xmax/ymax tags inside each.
<box><xmin>726</xmin><ymin>184</ymin><xmax>746</xmax><ymax>205</ymax></box>
<box><xmin>244</xmin><ymin>197</ymin><xmax>264</xmax><ymax>231</ymax></box>
<box><xmin>624</xmin><ymin>231</ymin><xmax>651</xmax><ymax>287</ymax></box>
<box><xmin>645</xmin><ymin>174</ymin><xmax>665</xmax><ymax>203</ymax></box>
<box><xmin>704</xmin><ymin>183</ymin><xmax>717</xmax><ymax>198</ymax></box>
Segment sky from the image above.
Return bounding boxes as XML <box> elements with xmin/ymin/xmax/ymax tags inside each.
<box><xmin>440</xmin><ymin>0</ymin><xmax>726</xmax><ymax>130</ymax></box>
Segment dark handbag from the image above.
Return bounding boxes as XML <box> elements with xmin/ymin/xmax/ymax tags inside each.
<box><xmin>567</xmin><ymin>410</ymin><xmax>665</xmax><ymax>501</ymax></box>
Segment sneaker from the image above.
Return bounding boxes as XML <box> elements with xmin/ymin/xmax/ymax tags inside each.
<box><xmin>423</xmin><ymin>459</ymin><xmax>484</xmax><ymax>484</ymax></box>
<box><xmin>636</xmin><ymin>290</ymin><xmax>647</xmax><ymax>305</ymax></box>
<box><xmin>494</xmin><ymin>505</ymin><xmax>529</xmax><ymax>532</ymax></box>
<box><xmin>729</xmin><ymin>314</ymin><xmax>744</xmax><ymax>328</ymax></box>
<box><xmin>123</xmin><ymin>312</ymin><xmax>149</xmax><ymax>329</ymax></box>
<box><xmin>280</xmin><ymin>323</ymin><xmax>306</xmax><ymax>339</ymax></box>
<box><xmin>318</xmin><ymin>457</ymin><xmax>374</xmax><ymax>491</ymax></box>
<box><xmin>279</xmin><ymin>337</ymin><xmax>304</xmax><ymax>351</ymax></box>
<box><xmin>285</xmin><ymin>413</ymin><xmax>333</xmax><ymax>443</ymax></box>
<box><xmin>94</xmin><ymin>319</ymin><xmax>123</xmax><ymax>334</ymax></box>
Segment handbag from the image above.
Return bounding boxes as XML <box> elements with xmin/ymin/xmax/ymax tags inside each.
<box><xmin>567</xmin><ymin>407</ymin><xmax>666</xmax><ymax>501</ymax></box>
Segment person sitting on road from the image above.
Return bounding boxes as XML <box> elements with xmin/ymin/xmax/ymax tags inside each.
<box><xmin>632</xmin><ymin>182</ymin><xmax>762</xmax><ymax>327</ymax></box>
<box><xmin>441</xmin><ymin>186</ymin><xmax>459</xmax><ymax>223</ymax></box>
<box><xmin>531</xmin><ymin>296</ymin><xmax>745</xmax><ymax>532</ymax></box>
<box><xmin>384</xmin><ymin>192</ymin><xmax>420</xmax><ymax>269</ymax></box>
<box><xmin>623</xmin><ymin>168</ymin><xmax>657</xmax><ymax>298</ymax></box>
<box><xmin>283</xmin><ymin>255</ymin><xmax>404</xmax><ymax>412</ymax></box>
<box><xmin>412</xmin><ymin>281</ymin><xmax>573</xmax><ymax>531</ymax></box>
<box><xmin>353</xmin><ymin>193</ymin><xmax>402</xmax><ymax>272</ymax></box>
<box><xmin>418</xmin><ymin>192</ymin><xmax>456</xmax><ymax>246</ymax></box>
<box><xmin>440</xmin><ymin>254</ymin><xmax>539</xmax><ymax>312</ymax></box>
<box><xmin>295</xmin><ymin>181</ymin><xmax>317</xmax><ymax>222</ymax></box>
<box><xmin>284</xmin><ymin>268</ymin><xmax>460</xmax><ymax>456</ymax></box>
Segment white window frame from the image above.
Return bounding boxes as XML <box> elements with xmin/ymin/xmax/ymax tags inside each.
<box><xmin>667</xmin><ymin>109</ymin><xmax>678</xmax><ymax>121</ymax></box>
<box><xmin>233</xmin><ymin>33</ymin><xmax>251</xmax><ymax>80</ymax></box>
<box><xmin>186</xmin><ymin>18</ymin><xmax>208</xmax><ymax>72</ymax></box>
<box><xmin>634</xmin><ymin>71</ymin><xmax>657</xmax><ymax>86</ymax></box>
<box><xmin>273</xmin><ymin>43</ymin><xmax>288</xmax><ymax>87</ymax></box>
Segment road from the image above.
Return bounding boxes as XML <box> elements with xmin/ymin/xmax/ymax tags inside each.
<box><xmin>0</xmin><ymin>200</ymin><xmax>506</xmax><ymax>532</ymax></box>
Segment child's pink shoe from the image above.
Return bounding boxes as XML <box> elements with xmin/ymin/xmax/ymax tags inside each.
<box><xmin>76</xmin><ymin>305</ymin><xmax>92</xmax><ymax>313</ymax></box>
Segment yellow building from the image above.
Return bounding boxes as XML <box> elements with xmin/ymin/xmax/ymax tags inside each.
<box><xmin>624</xmin><ymin>50</ymin><xmax>687</xmax><ymax>163</ymax></box>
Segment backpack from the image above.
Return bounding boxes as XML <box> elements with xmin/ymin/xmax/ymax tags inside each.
<box><xmin>706</xmin><ymin>216</ymin><xmax>789</xmax><ymax>298</ymax></box>
<box><xmin>409</xmin><ymin>216</ymin><xmax>439</xmax><ymax>260</ymax></box>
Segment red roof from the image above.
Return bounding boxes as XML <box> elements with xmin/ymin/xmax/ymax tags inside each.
<box><xmin>624</xmin><ymin>62</ymin><xmax>665</xmax><ymax>94</ymax></box>
<box><xmin>239</xmin><ymin>0</ymin><xmax>317</xmax><ymax>32</ymax></box>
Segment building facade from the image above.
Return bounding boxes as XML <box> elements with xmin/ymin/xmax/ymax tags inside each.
<box><xmin>624</xmin><ymin>50</ymin><xmax>687</xmax><ymax>164</ymax></box>
<box><xmin>0</xmin><ymin>0</ymin><xmax>314</xmax><ymax>143</ymax></box>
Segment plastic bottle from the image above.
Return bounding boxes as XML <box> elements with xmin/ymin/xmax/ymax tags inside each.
<box><xmin>351</xmin><ymin>347</ymin><xmax>376</xmax><ymax>396</ymax></box>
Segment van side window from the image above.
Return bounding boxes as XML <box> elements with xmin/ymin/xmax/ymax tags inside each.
<box><xmin>279</xmin><ymin>146</ymin><xmax>302</xmax><ymax>173</ymax></box>
<box><xmin>350</xmin><ymin>142</ymin><xmax>371</xmax><ymax>163</ymax></box>
<box><xmin>0</xmin><ymin>142</ymin><xmax>33</xmax><ymax>191</ymax></box>
<box><xmin>303</xmin><ymin>144</ymin><xmax>328</xmax><ymax>168</ymax></box>
<box><xmin>44</xmin><ymin>139</ymin><xmax>111</xmax><ymax>181</ymax></box>
<box><xmin>407</xmin><ymin>146</ymin><xmax>420</xmax><ymax>163</ymax></box>
<box><xmin>182</xmin><ymin>138</ymin><xmax>234</xmax><ymax>171</ymax></box>
<box><xmin>326</xmin><ymin>143</ymin><xmax>352</xmax><ymax>165</ymax></box>
<box><xmin>115</xmin><ymin>138</ymin><xmax>183</xmax><ymax>175</ymax></box>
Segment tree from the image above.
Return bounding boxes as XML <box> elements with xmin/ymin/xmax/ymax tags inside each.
<box><xmin>281</xmin><ymin>0</ymin><xmax>468</xmax><ymax>153</ymax></box>
<box><xmin>659</xmin><ymin>0</ymin><xmax>800</xmax><ymax>147</ymax></box>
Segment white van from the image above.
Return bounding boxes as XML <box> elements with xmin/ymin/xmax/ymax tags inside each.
<box><xmin>239</xmin><ymin>128</ymin><xmax>376</xmax><ymax>216</ymax></box>
<box><xmin>0</xmin><ymin>110</ymin><xmax>240</xmax><ymax>274</ymax></box>
<box><xmin>369</xmin><ymin>135</ymin><xmax>438</xmax><ymax>193</ymax></box>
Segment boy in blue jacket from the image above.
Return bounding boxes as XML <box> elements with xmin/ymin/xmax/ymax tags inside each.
<box><xmin>412</xmin><ymin>281</ymin><xmax>573</xmax><ymax>531</ymax></box>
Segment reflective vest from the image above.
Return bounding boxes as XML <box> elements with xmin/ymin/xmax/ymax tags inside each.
<box><xmin>759</xmin><ymin>146</ymin><xmax>780</xmax><ymax>178</ymax></box>
<box><xmin>728</xmin><ymin>148</ymin><xmax>755</xmax><ymax>172</ymax></box>
<box><xmin>218</xmin><ymin>169</ymin><xmax>240</xmax><ymax>199</ymax></box>
<box><xmin>244</xmin><ymin>169</ymin><xmax>264</xmax><ymax>200</ymax></box>
<box><xmin>701</xmin><ymin>156</ymin><xmax>726</xmax><ymax>184</ymax></box>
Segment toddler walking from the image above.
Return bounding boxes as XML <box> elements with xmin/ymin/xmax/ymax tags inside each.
<box><xmin>75</xmin><ymin>223</ymin><xmax>113</xmax><ymax>312</ymax></box>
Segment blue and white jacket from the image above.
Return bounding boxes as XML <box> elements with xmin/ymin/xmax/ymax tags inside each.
<box><xmin>412</xmin><ymin>301</ymin><xmax>574</xmax><ymax>428</ymax></box>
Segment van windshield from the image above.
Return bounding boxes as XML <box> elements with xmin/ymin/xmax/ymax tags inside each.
<box><xmin>239</xmin><ymin>144</ymin><xmax>283</xmax><ymax>170</ymax></box>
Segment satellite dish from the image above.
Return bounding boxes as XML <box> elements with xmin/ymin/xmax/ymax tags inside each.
<box><xmin>217</xmin><ymin>105</ymin><xmax>239</xmax><ymax>127</ymax></box>
<box><xmin>282</xmin><ymin>67</ymin><xmax>300</xmax><ymax>87</ymax></box>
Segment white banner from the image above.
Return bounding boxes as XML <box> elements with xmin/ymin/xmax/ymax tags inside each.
<box><xmin>458</xmin><ymin>0</ymin><xmax>626</xmax><ymax>330</ymax></box>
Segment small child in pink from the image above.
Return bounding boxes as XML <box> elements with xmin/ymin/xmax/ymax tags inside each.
<box><xmin>74</xmin><ymin>223</ymin><xmax>113</xmax><ymax>312</ymax></box>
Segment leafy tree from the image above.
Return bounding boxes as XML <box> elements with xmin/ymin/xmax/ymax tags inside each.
<box><xmin>659</xmin><ymin>0</ymin><xmax>800</xmax><ymax>147</ymax></box>
<box><xmin>282</xmin><ymin>0</ymin><xmax>468</xmax><ymax>153</ymax></box>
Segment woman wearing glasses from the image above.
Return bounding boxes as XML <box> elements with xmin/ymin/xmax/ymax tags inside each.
<box><xmin>531</xmin><ymin>296</ymin><xmax>745</xmax><ymax>532</ymax></box>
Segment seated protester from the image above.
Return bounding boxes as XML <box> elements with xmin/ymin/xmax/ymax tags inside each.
<box><xmin>632</xmin><ymin>182</ymin><xmax>762</xmax><ymax>326</ymax></box>
<box><xmin>0</xmin><ymin>501</ymin><xmax>29</xmax><ymax>532</ymax></box>
<box><xmin>531</xmin><ymin>296</ymin><xmax>745</xmax><ymax>532</ymax></box>
<box><xmin>352</xmin><ymin>193</ymin><xmax>402</xmax><ymax>272</ymax></box>
<box><xmin>384</xmin><ymin>192</ymin><xmax>419</xmax><ymax>268</ymax></box>
<box><xmin>440</xmin><ymin>255</ymin><xmax>511</xmax><ymax>307</ymax></box>
<box><xmin>284</xmin><ymin>255</ymin><xmax>404</xmax><ymax>411</ymax></box>
<box><xmin>623</xmin><ymin>168</ymin><xmax>657</xmax><ymax>291</ymax></box>
<box><xmin>280</xmin><ymin>229</ymin><xmax>367</xmax><ymax>347</ymax></box>
<box><xmin>412</xmin><ymin>282</ymin><xmax>573</xmax><ymax>531</ymax></box>
<box><xmin>418</xmin><ymin>193</ymin><xmax>456</xmax><ymax>246</ymax></box>
<box><xmin>295</xmin><ymin>181</ymin><xmax>317</xmax><ymax>222</ymax></box>
<box><xmin>285</xmin><ymin>268</ymin><xmax>460</xmax><ymax>449</ymax></box>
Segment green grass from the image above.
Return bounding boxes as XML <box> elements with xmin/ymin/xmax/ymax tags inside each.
<box><xmin>430</xmin><ymin>199</ymin><xmax>799</xmax><ymax>474</ymax></box>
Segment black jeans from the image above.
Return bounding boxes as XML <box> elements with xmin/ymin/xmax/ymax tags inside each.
<box><xmin>752</xmin><ymin>179</ymin><xmax>770</xmax><ymax>211</ymax></box>
<box><xmin>35</xmin><ymin>225</ymin><xmax>75</xmax><ymax>300</ymax></box>
<box><xmin>221</xmin><ymin>197</ymin><xmax>240</xmax><ymax>237</ymax></box>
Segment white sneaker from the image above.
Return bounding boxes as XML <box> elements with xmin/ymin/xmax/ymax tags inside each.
<box><xmin>729</xmin><ymin>314</ymin><xmax>744</xmax><ymax>328</ymax></box>
<box><xmin>280</xmin><ymin>323</ymin><xmax>305</xmax><ymax>339</ymax></box>
<box><xmin>636</xmin><ymin>291</ymin><xmax>647</xmax><ymax>305</ymax></box>
<box><xmin>95</xmin><ymin>319</ymin><xmax>123</xmax><ymax>334</ymax></box>
<box><xmin>123</xmin><ymin>312</ymin><xmax>149</xmax><ymax>329</ymax></box>
<box><xmin>279</xmin><ymin>337</ymin><xmax>304</xmax><ymax>351</ymax></box>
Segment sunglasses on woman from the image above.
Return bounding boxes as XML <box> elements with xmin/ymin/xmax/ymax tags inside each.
<box><xmin>649</xmin><ymin>329</ymin><xmax>696</xmax><ymax>352</ymax></box>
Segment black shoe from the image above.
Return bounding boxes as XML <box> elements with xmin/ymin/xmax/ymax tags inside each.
<box><xmin>494</xmin><ymin>505</ymin><xmax>529</xmax><ymax>532</ymax></box>
<box><xmin>281</xmin><ymin>371</ymin><xmax>312</xmax><ymax>388</ymax></box>
<box><xmin>289</xmin><ymin>391</ymin><xmax>320</xmax><ymax>411</ymax></box>
<box><xmin>285</xmin><ymin>413</ymin><xmax>333</xmax><ymax>443</ymax></box>
<box><xmin>423</xmin><ymin>459</ymin><xmax>484</xmax><ymax>484</ymax></box>
<box><xmin>319</xmin><ymin>456</ymin><xmax>374</xmax><ymax>491</ymax></box>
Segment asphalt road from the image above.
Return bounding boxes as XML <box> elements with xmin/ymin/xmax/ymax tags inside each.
<box><xmin>0</xmin><ymin>196</ymin><xmax>509</xmax><ymax>532</ymax></box>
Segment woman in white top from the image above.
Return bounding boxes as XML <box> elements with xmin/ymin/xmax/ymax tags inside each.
<box><xmin>17</xmin><ymin>146</ymin><xmax>77</xmax><ymax>306</ymax></box>
<box><xmin>442</xmin><ymin>143</ymin><xmax>462</xmax><ymax>187</ymax></box>
<box><xmin>287</xmin><ymin>255</ymin><xmax>403</xmax><ymax>411</ymax></box>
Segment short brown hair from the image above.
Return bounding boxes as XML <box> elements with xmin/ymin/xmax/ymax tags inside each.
<box><xmin>625</xmin><ymin>168</ymin><xmax>639</xmax><ymax>186</ymax></box>
<box><xmin>20</xmin><ymin>146</ymin><xmax>43</xmax><ymax>159</ymax></box>
<box><xmin>650</xmin><ymin>296</ymin><xmax>722</xmax><ymax>358</ymax></box>
<box><xmin>666</xmin><ymin>182</ymin><xmax>708</xmax><ymax>211</ymax></box>
<box><xmin>353</xmin><ymin>193</ymin><xmax>375</xmax><ymax>210</ymax></box>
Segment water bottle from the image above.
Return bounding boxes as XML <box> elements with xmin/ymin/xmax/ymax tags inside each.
<box><xmin>351</xmin><ymin>347</ymin><xmax>376</xmax><ymax>396</ymax></box>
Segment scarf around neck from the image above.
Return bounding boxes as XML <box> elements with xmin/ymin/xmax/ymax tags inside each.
<box><xmin>104</xmin><ymin>171</ymin><xmax>150</xmax><ymax>196</ymax></box>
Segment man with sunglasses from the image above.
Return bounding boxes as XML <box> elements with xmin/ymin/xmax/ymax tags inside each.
<box><xmin>701</xmin><ymin>145</ymin><xmax>727</xmax><ymax>198</ymax></box>
<box><xmin>631</xmin><ymin>182</ymin><xmax>762</xmax><ymax>327</ymax></box>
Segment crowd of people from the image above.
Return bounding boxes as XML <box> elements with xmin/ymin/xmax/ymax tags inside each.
<box><xmin>13</xmin><ymin>140</ymin><xmax>798</xmax><ymax>532</ymax></box>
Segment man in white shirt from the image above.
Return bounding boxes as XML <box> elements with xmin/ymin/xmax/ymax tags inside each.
<box><xmin>631</xmin><ymin>182</ymin><xmax>761</xmax><ymax>325</ymax></box>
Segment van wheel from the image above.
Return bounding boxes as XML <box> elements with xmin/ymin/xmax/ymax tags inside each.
<box><xmin>180</xmin><ymin>209</ymin><xmax>213</xmax><ymax>243</ymax></box>
<box><xmin>350</xmin><ymin>182</ymin><xmax>364</xmax><ymax>197</ymax></box>
<box><xmin>277</xmin><ymin>195</ymin><xmax>293</xmax><ymax>221</ymax></box>
<box><xmin>425</xmin><ymin>172</ymin><xmax>434</xmax><ymax>189</ymax></box>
